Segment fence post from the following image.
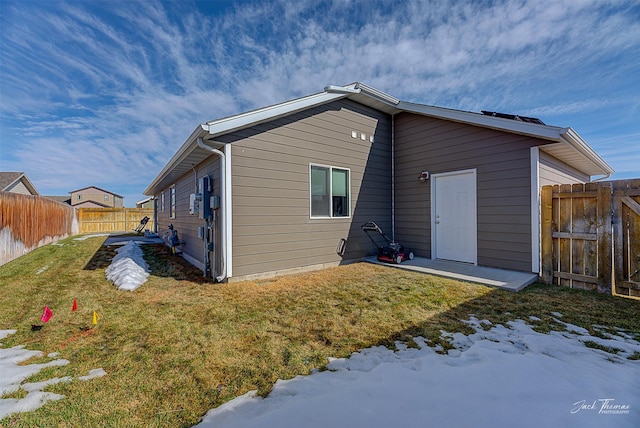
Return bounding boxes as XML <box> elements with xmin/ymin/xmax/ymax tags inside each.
<box><xmin>540</xmin><ymin>185</ymin><xmax>553</xmax><ymax>284</ymax></box>
<box><xmin>597</xmin><ymin>182</ymin><xmax>612</xmax><ymax>294</ymax></box>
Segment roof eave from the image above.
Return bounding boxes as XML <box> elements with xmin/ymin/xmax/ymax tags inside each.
<box><xmin>205</xmin><ymin>90</ymin><xmax>350</xmax><ymax>137</ymax></box>
<box><xmin>559</xmin><ymin>127</ymin><xmax>615</xmax><ymax>177</ymax></box>
<box><xmin>398</xmin><ymin>101</ymin><xmax>565</xmax><ymax>140</ymax></box>
<box><xmin>144</xmin><ymin>125</ymin><xmax>210</xmax><ymax>196</ymax></box>
<box><xmin>144</xmin><ymin>90</ymin><xmax>353</xmax><ymax>196</ymax></box>
<box><xmin>398</xmin><ymin>101</ymin><xmax>614</xmax><ymax>178</ymax></box>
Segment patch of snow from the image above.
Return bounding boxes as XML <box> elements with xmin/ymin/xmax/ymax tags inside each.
<box><xmin>105</xmin><ymin>241</ymin><xmax>149</xmax><ymax>291</ymax></box>
<box><xmin>0</xmin><ymin>330</ymin><xmax>16</xmax><ymax>341</ymax></box>
<box><xmin>78</xmin><ymin>368</ymin><xmax>107</xmax><ymax>381</ymax></box>
<box><xmin>35</xmin><ymin>264</ymin><xmax>51</xmax><ymax>275</ymax></box>
<box><xmin>0</xmin><ymin>337</ymin><xmax>70</xmax><ymax>420</ymax></box>
<box><xmin>73</xmin><ymin>233</ymin><xmax>111</xmax><ymax>241</ymax></box>
<box><xmin>0</xmin><ymin>332</ymin><xmax>107</xmax><ymax>420</ymax></box>
<box><xmin>196</xmin><ymin>316</ymin><xmax>640</xmax><ymax>428</ymax></box>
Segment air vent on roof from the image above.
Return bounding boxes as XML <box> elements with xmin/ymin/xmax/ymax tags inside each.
<box><xmin>481</xmin><ymin>111</ymin><xmax>545</xmax><ymax>125</ymax></box>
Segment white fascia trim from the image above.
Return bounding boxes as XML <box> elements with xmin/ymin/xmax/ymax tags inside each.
<box><xmin>560</xmin><ymin>127</ymin><xmax>615</xmax><ymax>177</ymax></box>
<box><xmin>144</xmin><ymin>125</ymin><xmax>209</xmax><ymax>195</ymax></box>
<box><xmin>224</xmin><ymin>145</ymin><xmax>233</xmax><ymax>278</ymax></box>
<box><xmin>206</xmin><ymin>91</ymin><xmax>349</xmax><ymax>138</ymax></box>
<box><xmin>324</xmin><ymin>84</ymin><xmax>360</xmax><ymax>94</ymax></box>
<box><xmin>354</xmin><ymin>82</ymin><xmax>400</xmax><ymax>105</ymax></box>
<box><xmin>530</xmin><ymin>147</ymin><xmax>540</xmax><ymax>274</ymax></box>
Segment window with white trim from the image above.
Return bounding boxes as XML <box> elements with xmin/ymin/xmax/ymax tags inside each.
<box><xmin>161</xmin><ymin>192</ymin><xmax>165</xmax><ymax>211</ymax></box>
<box><xmin>310</xmin><ymin>164</ymin><xmax>350</xmax><ymax>218</ymax></box>
<box><xmin>169</xmin><ymin>185</ymin><xmax>176</xmax><ymax>219</ymax></box>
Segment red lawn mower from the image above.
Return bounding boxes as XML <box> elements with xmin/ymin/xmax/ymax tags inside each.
<box><xmin>361</xmin><ymin>222</ymin><xmax>414</xmax><ymax>264</ymax></box>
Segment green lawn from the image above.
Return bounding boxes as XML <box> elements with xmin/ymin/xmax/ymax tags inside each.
<box><xmin>1</xmin><ymin>235</ymin><xmax>638</xmax><ymax>427</ymax></box>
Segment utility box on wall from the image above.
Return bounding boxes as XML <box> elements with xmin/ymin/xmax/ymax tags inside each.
<box><xmin>189</xmin><ymin>193</ymin><xmax>201</xmax><ymax>215</ymax></box>
<box><xmin>198</xmin><ymin>176</ymin><xmax>212</xmax><ymax>220</ymax></box>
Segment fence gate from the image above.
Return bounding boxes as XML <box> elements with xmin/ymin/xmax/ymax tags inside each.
<box><xmin>541</xmin><ymin>179</ymin><xmax>640</xmax><ymax>300</ymax></box>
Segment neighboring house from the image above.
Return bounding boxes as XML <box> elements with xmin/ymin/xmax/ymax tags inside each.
<box><xmin>43</xmin><ymin>196</ymin><xmax>72</xmax><ymax>205</ymax></box>
<box><xmin>144</xmin><ymin>82</ymin><xmax>614</xmax><ymax>283</ymax></box>
<box><xmin>136</xmin><ymin>197</ymin><xmax>154</xmax><ymax>209</ymax></box>
<box><xmin>0</xmin><ymin>172</ymin><xmax>40</xmax><ymax>196</ymax></box>
<box><xmin>69</xmin><ymin>186</ymin><xmax>124</xmax><ymax>208</ymax></box>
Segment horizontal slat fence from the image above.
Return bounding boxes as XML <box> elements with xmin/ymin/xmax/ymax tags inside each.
<box><xmin>0</xmin><ymin>192</ymin><xmax>77</xmax><ymax>266</ymax></box>
<box><xmin>541</xmin><ymin>179</ymin><xmax>640</xmax><ymax>300</ymax></box>
<box><xmin>77</xmin><ymin>208</ymin><xmax>154</xmax><ymax>234</ymax></box>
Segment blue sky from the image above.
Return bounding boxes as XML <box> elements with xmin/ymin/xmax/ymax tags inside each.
<box><xmin>1</xmin><ymin>0</ymin><xmax>639</xmax><ymax>206</ymax></box>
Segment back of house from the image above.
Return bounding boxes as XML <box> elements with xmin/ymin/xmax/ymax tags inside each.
<box><xmin>145</xmin><ymin>83</ymin><xmax>613</xmax><ymax>282</ymax></box>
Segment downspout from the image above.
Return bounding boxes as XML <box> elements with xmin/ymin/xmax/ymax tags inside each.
<box><xmin>197</xmin><ymin>137</ymin><xmax>227</xmax><ymax>282</ymax></box>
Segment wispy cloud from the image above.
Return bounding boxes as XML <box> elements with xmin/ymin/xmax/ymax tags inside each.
<box><xmin>1</xmin><ymin>0</ymin><xmax>638</xmax><ymax>203</ymax></box>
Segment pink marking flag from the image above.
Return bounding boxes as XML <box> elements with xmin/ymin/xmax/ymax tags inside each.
<box><xmin>41</xmin><ymin>306</ymin><xmax>53</xmax><ymax>323</ymax></box>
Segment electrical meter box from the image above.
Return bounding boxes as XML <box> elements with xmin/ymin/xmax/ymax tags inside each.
<box><xmin>210</xmin><ymin>195</ymin><xmax>221</xmax><ymax>210</ymax></box>
<box><xmin>198</xmin><ymin>176</ymin><xmax>212</xmax><ymax>219</ymax></box>
<box><xmin>189</xmin><ymin>193</ymin><xmax>201</xmax><ymax>215</ymax></box>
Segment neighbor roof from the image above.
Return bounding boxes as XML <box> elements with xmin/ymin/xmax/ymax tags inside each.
<box><xmin>145</xmin><ymin>82</ymin><xmax>614</xmax><ymax>195</ymax></box>
<box><xmin>43</xmin><ymin>196</ymin><xmax>72</xmax><ymax>205</ymax></box>
<box><xmin>69</xmin><ymin>186</ymin><xmax>124</xmax><ymax>198</ymax></box>
<box><xmin>0</xmin><ymin>171</ymin><xmax>40</xmax><ymax>195</ymax></box>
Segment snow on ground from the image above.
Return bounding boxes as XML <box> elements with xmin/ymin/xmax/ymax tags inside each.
<box><xmin>73</xmin><ymin>233</ymin><xmax>111</xmax><ymax>241</ymax></box>
<box><xmin>0</xmin><ymin>330</ymin><xmax>106</xmax><ymax>420</ymax></box>
<box><xmin>197</xmin><ymin>315</ymin><xmax>639</xmax><ymax>428</ymax></box>
<box><xmin>105</xmin><ymin>241</ymin><xmax>149</xmax><ymax>291</ymax></box>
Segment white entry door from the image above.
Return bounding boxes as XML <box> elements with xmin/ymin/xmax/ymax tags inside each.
<box><xmin>432</xmin><ymin>170</ymin><xmax>477</xmax><ymax>264</ymax></box>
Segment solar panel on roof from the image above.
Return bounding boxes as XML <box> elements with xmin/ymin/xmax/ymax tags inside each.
<box><xmin>480</xmin><ymin>110</ymin><xmax>545</xmax><ymax>125</ymax></box>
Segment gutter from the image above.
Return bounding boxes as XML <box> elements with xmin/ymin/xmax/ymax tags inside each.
<box><xmin>560</xmin><ymin>127</ymin><xmax>615</xmax><ymax>181</ymax></box>
<box><xmin>197</xmin><ymin>137</ymin><xmax>227</xmax><ymax>282</ymax></box>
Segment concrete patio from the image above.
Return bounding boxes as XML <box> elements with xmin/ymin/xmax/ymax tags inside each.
<box><xmin>365</xmin><ymin>257</ymin><xmax>539</xmax><ymax>292</ymax></box>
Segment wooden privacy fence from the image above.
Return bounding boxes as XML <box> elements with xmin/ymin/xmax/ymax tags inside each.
<box><xmin>77</xmin><ymin>208</ymin><xmax>154</xmax><ymax>234</ymax></box>
<box><xmin>0</xmin><ymin>192</ymin><xmax>77</xmax><ymax>265</ymax></box>
<box><xmin>541</xmin><ymin>179</ymin><xmax>640</xmax><ymax>299</ymax></box>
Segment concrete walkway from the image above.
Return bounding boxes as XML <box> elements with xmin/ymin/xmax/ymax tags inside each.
<box><xmin>102</xmin><ymin>232</ymin><xmax>164</xmax><ymax>246</ymax></box>
<box><xmin>365</xmin><ymin>257</ymin><xmax>538</xmax><ymax>292</ymax></box>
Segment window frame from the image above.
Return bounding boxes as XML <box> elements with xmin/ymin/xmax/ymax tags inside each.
<box><xmin>169</xmin><ymin>185</ymin><xmax>176</xmax><ymax>219</ymax></box>
<box><xmin>309</xmin><ymin>163</ymin><xmax>351</xmax><ymax>219</ymax></box>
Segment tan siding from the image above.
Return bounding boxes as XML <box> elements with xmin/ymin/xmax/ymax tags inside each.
<box><xmin>227</xmin><ymin>99</ymin><xmax>392</xmax><ymax>279</ymax></box>
<box><xmin>394</xmin><ymin>112</ymin><xmax>545</xmax><ymax>272</ymax></box>
<box><xmin>6</xmin><ymin>180</ymin><xmax>32</xmax><ymax>195</ymax></box>
<box><xmin>70</xmin><ymin>187</ymin><xmax>121</xmax><ymax>208</ymax></box>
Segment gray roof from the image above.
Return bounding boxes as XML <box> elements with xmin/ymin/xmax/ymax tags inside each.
<box><xmin>43</xmin><ymin>196</ymin><xmax>72</xmax><ymax>205</ymax></box>
<box><xmin>145</xmin><ymin>82</ymin><xmax>615</xmax><ymax>195</ymax></box>
<box><xmin>0</xmin><ymin>171</ymin><xmax>40</xmax><ymax>195</ymax></box>
<box><xmin>0</xmin><ymin>172</ymin><xmax>23</xmax><ymax>190</ymax></box>
<box><xmin>69</xmin><ymin>186</ymin><xmax>124</xmax><ymax>198</ymax></box>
